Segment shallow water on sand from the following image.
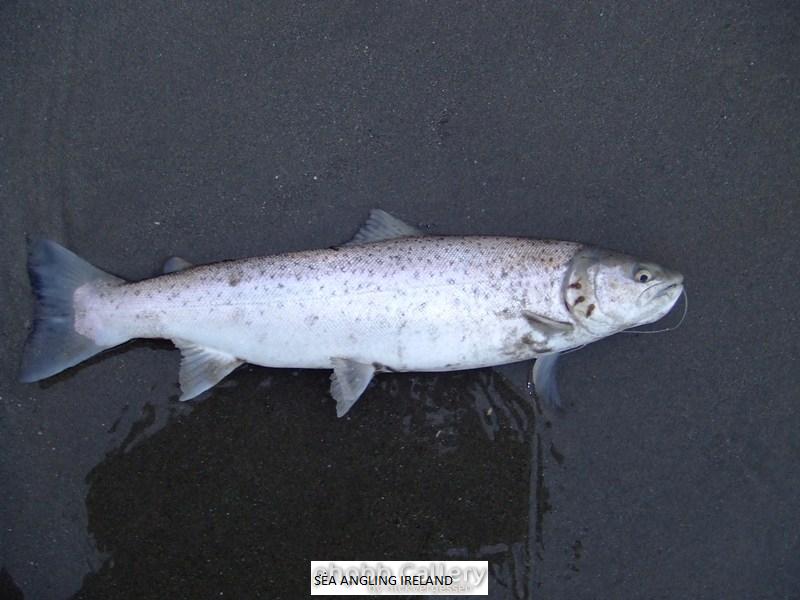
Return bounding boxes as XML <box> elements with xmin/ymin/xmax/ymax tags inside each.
<box><xmin>72</xmin><ymin>366</ymin><xmax>563</xmax><ymax>599</ymax></box>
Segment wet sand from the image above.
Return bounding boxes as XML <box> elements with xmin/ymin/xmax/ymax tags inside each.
<box><xmin>1</xmin><ymin>2</ymin><xmax>798</xmax><ymax>598</ymax></box>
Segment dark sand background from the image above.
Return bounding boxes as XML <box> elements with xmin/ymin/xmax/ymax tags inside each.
<box><xmin>1</xmin><ymin>2</ymin><xmax>798</xmax><ymax>598</ymax></box>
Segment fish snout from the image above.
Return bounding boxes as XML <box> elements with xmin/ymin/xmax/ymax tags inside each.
<box><xmin>658</xmin><ymin>283</ymin><xmax>679</xmax><ymax>298</ymax></box>
<box><xmin>653</xmin><ymin>272</ymin><xmax>685</xmax><ymax>310</ymax></box>
<box><xmin>639</xmin><ymin>271</ymin><xmax>683</xmax><ymax>306</ymax></box>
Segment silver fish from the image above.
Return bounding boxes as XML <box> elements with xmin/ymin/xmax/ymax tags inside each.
<box><xmin>20</xmin><ymin>210</ymin><xmax>684</xmax><ymax>415</ymax></box>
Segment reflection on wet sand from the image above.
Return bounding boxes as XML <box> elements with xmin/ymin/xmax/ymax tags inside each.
<box><xmin>75</xmin><ymin>367</ymin><xmax>555</xmax><ymax>599</ymax></box>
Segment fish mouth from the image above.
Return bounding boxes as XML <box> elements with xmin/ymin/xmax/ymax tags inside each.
<box><xmin>639</xmin><ymin>275</ymin><xmax>684</xmax><ymax>304</ymax></box>
<box><xmin>656</xmin><ymin>282</ymin><xmax>682</xmax><ymax>298</ymax></box>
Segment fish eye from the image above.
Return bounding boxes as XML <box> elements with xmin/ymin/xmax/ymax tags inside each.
<box><xmin>635</xmin><ymin>269</ymin><xmax>652</xmax><ymax>283</ymax></box>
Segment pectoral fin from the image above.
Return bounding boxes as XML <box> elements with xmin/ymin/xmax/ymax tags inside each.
<box><xmin>345</xmin><ymin>209</ymin><xmax>423</xmax><ymax>245</ymax></box>
<box><xmin>175</xmin><ymin>341</ymin><xmax>244</xmax><ymax>401</ymax></box>
<box><xmin>330</xmin><ymin>358</ymin><xmax>376</xmax><ymax>417</ymax></box>
<box><xmin>496</xmin><ymin>354</ymin><xmax>564</xmax><ymax>409</ymax></box>
<box><xmin>522</xmin><ymin>310</ymin><xmax>574</xmax><ymax>335</ymax></box>
<box><xmin>532</xmin><ymin>353</ymin><xmax>562</xmax><ymax>409</ymax></box>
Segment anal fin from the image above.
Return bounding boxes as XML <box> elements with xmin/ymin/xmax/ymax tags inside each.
<box><xmin>175</xmin><ymin>341</ymin><xmax>244</xmax><ymax>401</ymax></box>
<box><xmin>330</xmin><ymin>358</ymin><xmax>376</xmax><ymax>417</ymax></box>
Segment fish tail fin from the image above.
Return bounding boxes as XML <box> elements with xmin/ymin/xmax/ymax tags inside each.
<box><xmin>19</xmin><ymin>239</ymin><xmax>126</xmax><ymax>383</ymax></box>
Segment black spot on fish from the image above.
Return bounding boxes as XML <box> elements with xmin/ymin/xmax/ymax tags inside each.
<box><xmin>586</xmin><ymin>303</ymin><xmax>595</xmax><ymax>317</ymax></box>
<box><xmin>569</xmin><ymin>281</ymin><xmax>582</xmax><ymax>289</ymax></box>
<box><xmin>504</xmin><ymin>333</ymin><xmax>552</xmax><ymax>357</ymax></box>
<box><xmin>574</xmin><ymin>295</ymin><xmax>585</xmax><ymax>305</ymax></box>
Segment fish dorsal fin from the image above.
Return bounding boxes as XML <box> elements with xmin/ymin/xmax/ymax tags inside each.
<box><xmin>329</xmin><ymin>358</ymin><xmax>376</xmax><ymax>416</ymax></box>
<box><xmin>532</xmin><ymin>353</ymin><xmax>562</xmax><ymax>408</ymax></box>
<box><xmin>345</xmin><ymin>209</ymin><xmax>423</xmax><ymax>245</ymax></box>
<box><xmin>522</xmin><ymin>310</ymin><xmax>574</xmax><ymax>335</ymax></box>
<box><xmin>163</xmin><ymin>256</ymin><xmax>193</xmax><ymax>274</ymax></box>
<box><xmin>175</xmin><ymin>341</ymin><xmax>244</xmax><ymax>401</ymax></box>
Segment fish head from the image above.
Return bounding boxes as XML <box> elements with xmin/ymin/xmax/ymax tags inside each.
<box><xmin>564</xmin><ymin>247</ymin><xmax>684</xmax><ymax>335</ymax></box>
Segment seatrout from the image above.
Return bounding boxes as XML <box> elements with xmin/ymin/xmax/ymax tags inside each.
<box><xmin>20</xmin><ymin>210</ymin><xmax>684</xmax><ymax>415</ymax></box>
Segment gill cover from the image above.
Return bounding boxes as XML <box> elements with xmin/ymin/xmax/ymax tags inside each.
<box><xmin>562</xmin><ymin>246</ymin><xmax>604</xmax><ymax>324</ymax></box>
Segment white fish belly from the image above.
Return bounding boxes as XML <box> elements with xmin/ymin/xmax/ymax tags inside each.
<box><xmin>163</xmin><ymin>284</ymin><xmax>526</xmax><ymax>371</ymax></box>
<box><xmin>85</xmin><ymin>237</ymin><xmax>581</xmax><ymax>372</ymax></box>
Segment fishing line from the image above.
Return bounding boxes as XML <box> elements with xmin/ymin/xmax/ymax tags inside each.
<box><xmin>559</xmin><ymin>344</ymin><xmax>587</xmax><ymax>355</ymax></box>
<box><xmin>621</xmin><ymin>288</ymin><xmax>688</xmax><ymax>335</ymax></box>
